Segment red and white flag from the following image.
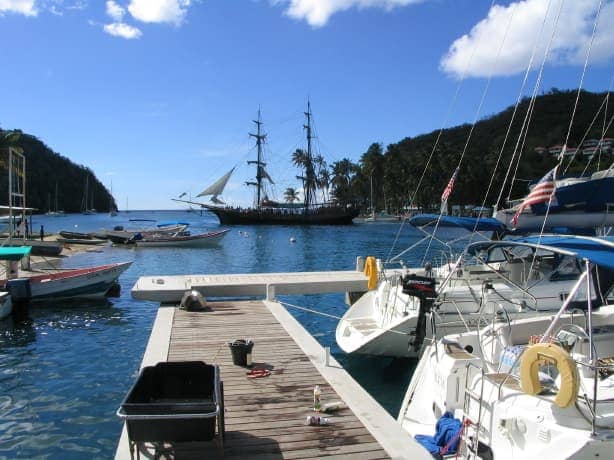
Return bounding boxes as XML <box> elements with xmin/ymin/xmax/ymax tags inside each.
<box><xmin>441</xmin><ymin>167</ymin><xmax>459</xmax><ymax>203</ymax></box>
<box><xmin>511</xmin><ymin>167</ymin><xmax>558</xmax><ymax>227</ymax></box>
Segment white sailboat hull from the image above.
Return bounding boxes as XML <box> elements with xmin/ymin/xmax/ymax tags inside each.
<box><xmin>397</xmin><ymin>307</ymin><xmax>614</xmax><ymax>459</ymax></box>
<box><xmin>494</xmin><ymin>209</ymin><xmax>614</xmax><ymax>230</ymax></box>
<box><xmin>336</xmin><ymin>269</ymin><xmax>593</xmax><ymax>358</ymax></box>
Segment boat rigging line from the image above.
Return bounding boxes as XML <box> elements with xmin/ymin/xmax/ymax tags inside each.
<box><xmin>530</xmin><ymin>0</ymin><xmax>605</xmax><ymax>279</ymax></box>
<box><xmin>420</xmin><ymin>0</ymin><xmax>515</xmax><ymax>268</ymax></box>
<box><xmin>386</xmin><ymin>0</ymin><xmax>496</xmax><ymax>265</ymax></box>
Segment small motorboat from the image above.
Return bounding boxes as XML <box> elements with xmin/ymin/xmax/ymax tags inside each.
<box><xmin>59</xmin><ymin>231</ymin><xmax>96</xmax><ymax>240</ymax></box>
<box><xmin>0</xmin><ymin>246</ymin><xmax>133</xmax><ymax>301</ymax></box>
<box><xmin>135</xmin><ymin>229</ymin><xmax>229</xmax><ymax>248</ymax></box>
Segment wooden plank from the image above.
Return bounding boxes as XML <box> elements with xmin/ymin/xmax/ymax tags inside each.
<box><xmin>155</xmin><ymin>300</ymin><xmax>390</xmax><ymax>459</ymax></box>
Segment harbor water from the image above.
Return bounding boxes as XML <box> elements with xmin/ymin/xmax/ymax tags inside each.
<box><xmin>0</xmin><ymin>210</ymin><xmax>449</xmax><ymax>459</ymax></box>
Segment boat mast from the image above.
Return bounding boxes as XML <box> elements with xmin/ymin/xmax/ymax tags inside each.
<box><xmin>303</xmin><ymin>100</ymin><xmax>315</xmax><ymax>209</ymax></box>
<box><xmin>247</xmin><ymin>109</ymin><xmax>267</xmax><ymax>209</ymax></box>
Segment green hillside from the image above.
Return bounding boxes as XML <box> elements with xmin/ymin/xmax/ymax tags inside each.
<box><xmin>0</xmin><ymin>129</ymin><xmax>115</xmax><ymax>213</ymax></box>
<box><xmin>329</xmin><ymin>89</ymin><xmax>613</xmax><ymax>213</ymax></box>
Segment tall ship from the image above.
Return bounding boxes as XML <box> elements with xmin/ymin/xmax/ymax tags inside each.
<box><xmin>186</xmin><ymin>103</ymin><xmax>359</xmax><ymax>225</ymax></box>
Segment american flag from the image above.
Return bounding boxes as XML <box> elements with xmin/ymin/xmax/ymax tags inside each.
<box><xmin>441</xmin><ymin>167</ymin><xmax>459</xmax><ymax>203</ymax></box>
<box><xmin>511</xmin><ymin>167</ymin><xmax>557</xmax><ymax>227</ymax></box>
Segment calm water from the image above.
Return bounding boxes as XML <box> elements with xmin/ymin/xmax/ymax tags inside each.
<box><xmin>0</xmin><ymin>210</ymin><xmax>443</xmax><ymax>459</ymax></box>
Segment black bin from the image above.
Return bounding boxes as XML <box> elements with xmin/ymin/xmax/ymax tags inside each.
<box><xmin>6</xmin><ymin>278</ymin><xmax>31</xmax><ymax>302</ymax></box>
<box><xmin>119</xmin><ymin>361</ymin><xmax>217</xmax><ymax>443</ymax></box>
<box><xmin>228</xmin><ymin>339</ymin><xmax>253</xmax><ymax>366</ymax></box>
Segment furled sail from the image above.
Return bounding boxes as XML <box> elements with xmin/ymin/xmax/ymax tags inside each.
<box><xmin>258</xmin><ymin>165</ymin><xmax>275</xmax><ymax>184</ymax></box>
<box><xmin>197</xmin><ymin>167</ymin><xmax>235</xmax><ymax>201</ymax></box>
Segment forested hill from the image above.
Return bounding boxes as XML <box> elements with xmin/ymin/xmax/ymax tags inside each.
<box><xmin>0</xmin><ymin>129</ymin><xmax>115</xmax><ymax>213</ymax></box>
<box><xmin>337</xmin><ymin>89</ymin><xmax>613</xmax><ymax>213</ymax></box>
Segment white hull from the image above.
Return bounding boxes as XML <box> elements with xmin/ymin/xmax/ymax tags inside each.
<box><xmin>135</xmin><ymin>230</ymin><xmax>229</xmax><ymax>248</ymax></box>
<box><xmin>337</xmin><ymin>257</ymin><xmax>595</xmax><ymax>358</ymax></box>
<box><xmin>494</xmin><ymin>209</ymin><xmax>614</xmax><ymax>230</ymax></box>
<box><xmin>398</xmin><ymin>307</ymin><xmax>614</xmax><ymax>459</ymax></box>
<box><xmin>10</xmin><ymin>262</ymin><xmax>133</xmax><ymax>300</ymax></box>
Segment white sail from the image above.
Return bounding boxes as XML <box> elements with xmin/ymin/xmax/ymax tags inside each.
<box><xmin>197</xmin><ymin>167</ymin><xmax>235</xmax><ymax>198</ymax></box>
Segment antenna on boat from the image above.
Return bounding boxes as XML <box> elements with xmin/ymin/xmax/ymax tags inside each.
<box><xmin>247</xmin><ymin>107</ymin><xmax>267</xmax><ymax>209</ymax></box>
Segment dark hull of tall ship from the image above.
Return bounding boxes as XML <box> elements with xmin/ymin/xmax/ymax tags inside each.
<box><xmin>204</xmin><ymin>205</ymin><xmax>360</xmax><ymax>225</ymax></box>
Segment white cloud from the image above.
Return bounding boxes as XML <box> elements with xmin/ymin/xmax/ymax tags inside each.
<box><xmin>128</xmin><ymin>0</ymin><xmax>191</xmax><ymax>25</ymax></box>
<box><xmin>441</xmin><ymin>0</ymin><xmax>614</xmax><ymax>79</ymax></box>
<box><xmin>105</xmin><ymin>0</ymin><xmax>124</xmax><ymax>21</ymax></box>
<box><xmin>272</xmin><ymin>0</ymin><xmax>421</xmax><ymax>27</ymax></box>
<box><xmin>0</xmin><ymin>0</ymin><xmax>38</xmax><ymax>16</ymax></box>
<box><xmin>104</xmin><ymin>21</ymin><xmax>142</xmax><ymax>39</ymax></box>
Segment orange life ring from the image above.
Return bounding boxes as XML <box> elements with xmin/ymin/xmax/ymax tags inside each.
<box><xmin>519</xmin><ymin>342</ymin><xmax>579</xmax><ymax>408</ymax></box>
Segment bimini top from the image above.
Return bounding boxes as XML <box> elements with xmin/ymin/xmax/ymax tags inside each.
<box><xmin>466</xmin><ymin>235</ymin><xmax>614</xmax><ymax>270</ymax></box>
<box><xmin>409</xmin><ymin>214</ymin><xmax>507</xmax><ymax>233</ymax></box>
<box><xmin>0</xmin><ymin>246</ymin><xmax>32</xmax><ymax>261</ymax></box>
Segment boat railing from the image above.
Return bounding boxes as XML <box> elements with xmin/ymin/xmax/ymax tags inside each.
<box><xmin>462</xmin><ymin>361</ymin><xmax>487</xmax><ymax>456</ymax></box>
<box><xmin>473</xmin><ymin>254</ymin><xmax>538</xmax><ymax>307</ymax></box>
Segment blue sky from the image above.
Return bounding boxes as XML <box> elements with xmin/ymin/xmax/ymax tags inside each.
<box><xmin>0</xmin><ymin>0</ymin><xmax>613</xmax><ymax>209</ymax></box>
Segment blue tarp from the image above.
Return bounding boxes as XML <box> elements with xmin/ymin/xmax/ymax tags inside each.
<box><xmin>466</xmin><ymin>235</ymin><xmax>614</xmax><ymax>270</ymax></box>
<box><xmin>0</xmin><ymin>246</ymin><xmax>32</xmax><ymax>261</ymax></box>
<box><xmin>415</xmin><ymin>412</ymin><xmax>462</xmax><ymax>458</ymax></box>
<box><xmin>156</xmin><ymin>221</ymin><xmax>190</xmax><ymax>227</ymax></box>
<box><xmin>409</xmin><ymin>213</ymin><xmax>507</xmax><ymax>233</ymax></box>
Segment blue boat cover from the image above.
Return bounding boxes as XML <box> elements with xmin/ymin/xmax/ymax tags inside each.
<box><xmin>409</xmin><ymin>213</ymin><xmax>507</xmax><ymax>233</ymax></box>
<box><xmin>156</xmin><ymin>221</ymin><xmax>190</xmax><ymax>227</ymax></box>
<box><xmin>415</xmin><ymin>411</ymin><xmax>462</xmax><ymax>458</ymax></box>
<box><xmin>0</xmin><ymin>246</ymin><xmax>32</xmax><ymax>261</ymax></box>
<box><xmin>466</xmin><ymin>236</ymin><xmax>614</xmax><ymax>270</ymax></box>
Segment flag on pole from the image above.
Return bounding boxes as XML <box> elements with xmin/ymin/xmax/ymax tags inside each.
<box><xmin>511</xmin><ymin>167</ymin><xmax>557</xmax><ymax>227</ymax></box>
<box><xmin>440</xmin><ymin>167</ymin><xmax>459</xmax><ymax>215</ymax></box>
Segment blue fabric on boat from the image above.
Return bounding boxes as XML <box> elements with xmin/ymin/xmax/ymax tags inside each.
<box><xmin>0</xmin><ymin>246</ymin><xmax>32</xmax><ymax>260</ymax></box>
<box><xmin>156</xmin><ymin>221</ymin><xmax>190</xmax><ymax>227</ymax></box>
<box><xmin>466</xmin><ymin>236</ymin><xmax>614</xmax><ymax>270</ymax></box>
<box><xmin>415</xmin><ymin>411</ymin><xmax>463</xmax><ymax>458</ymax></box>
<box><xmin>409</xmin><ymin>214</ymin><xmax>507</xmax><ymax>233</ymax></box>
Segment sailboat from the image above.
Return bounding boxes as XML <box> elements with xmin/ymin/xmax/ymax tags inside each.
<box><xmin>81</xmin><ymin>175</ymin><xmax>96</xmax><ymax>215</ymax></box>
<box><xmin>46</xmin><ymin>182</ymin><xmax>67</xmax><ymax>217</ymax></box>
<box><xmin>494</xmin><ymin>164</ymin><xmax>614</xmax><ymax>231</ymax></box>
<box><xmin>109</xmin><ymin>181</ymin><xmax>117</xmax><ymax>217</ymax></box>
<box><xmin>182</xmin><ymin>103</ymin><xmax>359</xmax><ymax>225</ymax></box>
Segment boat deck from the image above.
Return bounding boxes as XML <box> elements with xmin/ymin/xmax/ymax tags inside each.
<box><xmin>131</xmin><ymin>270</ymin><xmax>369</xmax><ymax>302</ymax></box>
<box><xmin>115</xmin><ymin>300</ymin><xmax>428</xmax><ymax>459</ymax></box>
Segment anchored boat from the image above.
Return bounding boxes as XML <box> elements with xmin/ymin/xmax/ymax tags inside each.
<box><xmin>336</xmin><ymin>233</ymin><xmax>614</xmax><ymax>358</ymax></box>
<box><xmin>175</xmin><ymin>103</ymin><xmax>359</xmax><ymax>225</ymax></box>
<box><xmin>398</xmin><ymin>255</ymin><xmax>614</xmax><ymax>459</ymax></box>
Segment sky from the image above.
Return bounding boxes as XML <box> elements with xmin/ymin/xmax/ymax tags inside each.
<box><xmin>0</xmin><ymin>0</ymin><xmax>613</xmax><ymax>210</ymax></box>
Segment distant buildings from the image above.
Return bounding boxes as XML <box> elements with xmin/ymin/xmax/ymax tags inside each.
<box><xmin>534</xmin><ymin>138</ymin><xmax>613</xmax><ymax>159</ymax></box>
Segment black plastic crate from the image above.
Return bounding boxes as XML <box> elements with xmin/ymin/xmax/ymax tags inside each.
<box><xmin>119</xmin><ymin>361</ymin><xmax>219</xmax><ymax>443</ymax></box>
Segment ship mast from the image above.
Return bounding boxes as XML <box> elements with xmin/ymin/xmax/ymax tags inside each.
<box><xmin>247</xmin><ymin>109</ymin><xmax>267</xmax><ymax>209</ymax></box>
<box><xmin>303</xmin><ymin>100</ymin><xmax>316</xmax><ymax>210</ymax></box>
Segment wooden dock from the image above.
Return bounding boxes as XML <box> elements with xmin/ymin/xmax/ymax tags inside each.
<box><xmin>115</xmin><ymin>300</ymin><xmax>429</xmax><ymax>459</ymax></box>
<box><xmin>131</xmin><ymin>270</ymin><xmax>369</xmax><ymax>302</ymax></box>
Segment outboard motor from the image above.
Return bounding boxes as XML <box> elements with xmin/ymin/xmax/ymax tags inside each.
<box><xmin>402</xmin><ymin>274</ymin><xmax>437</xmax><ymax>352</ymax></box>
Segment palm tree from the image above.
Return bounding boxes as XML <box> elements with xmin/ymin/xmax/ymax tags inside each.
<box><xmin>331</xmin><ymin>158</ymin><xmax>358</xmax><ymax>204</ymax></box>
<box><xmin>284</xmin><ymin>187</ymin><xmax>300</xmax><ymax>203</ymax></box>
